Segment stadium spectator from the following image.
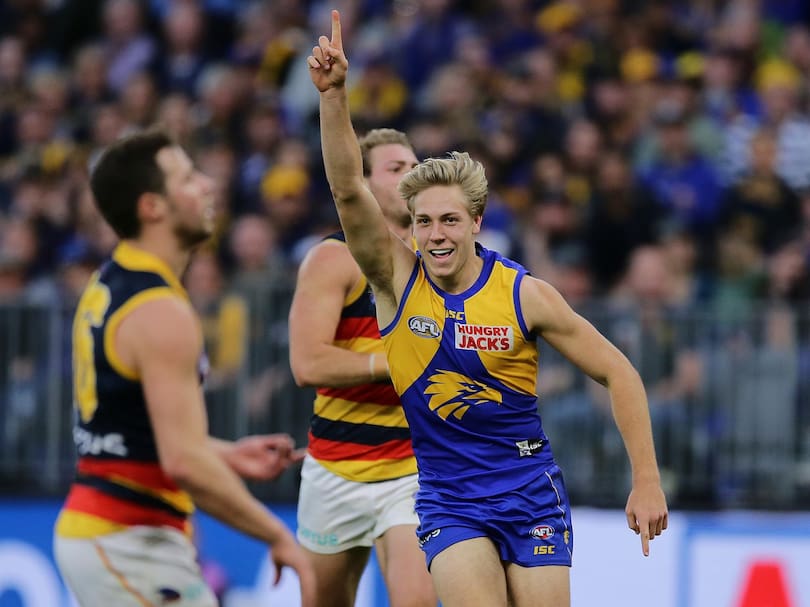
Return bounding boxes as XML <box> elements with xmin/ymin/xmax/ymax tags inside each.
<box><xmin>604</xmin><ymin>245</ymin><xmax>702</xmax><ymax>497</ymax></box>
<box><xmin>709</xmin><ymin>229</ymin><xmax>768</xmax><ymax>322</ymax></box>
<box><xmin>236</xmin><ymin>97</ymin><xmax>286</xmax><ymax>213</ymax></box>
<box><xmin>153</xmin><ymin>0</ymin><xmax>210</xmax><ymax>97</ymax></box>
<box><xmin>633</xmin><ymin>54</ymin><xmax>726</xmax><ymax>171</ymax></box>
<box><xmin>721</xmin><ymin>58</ymin><xmax>810</xmax><ymax>190</ymax></box>
<box><xmin>119</xmin><ymin>70</ymin><xmax>160</xmax><ymax>131</ymax></box>
<box><xmin>480</xmin><ymin>0</ymin><xmax>542</xmax><ymax>63</ymax></box>
<box><xmin>490</xmin><ymin>48</ymin><xmax>568</xmax><ymax>170</ymax></box>
<box><xmin>637</xmin><ymin>98</ymin><xmax>722</xmax><ymax>242</ymax></box>
<box><xmin>560</xmin><ymin>118</ymin><xmax>603</xmax><ymax>208</ymax></box>
<box><xmin>98</xmin><ymin>0</ymin><xmax>157</xmax><ymax>95</ymax></box>
<box><xmin>194</xmin><ymin>62</ymin><xmax>243</xmax><ymax>147</ymax></box>
<box><xmin>259</xmin><ymin>162</ymin><xmax>315</xmax><ymax>261</ymax></box>
<box><xmin>394</xmin><ymin>0</ymin><xmax>472</xmax><ymax>93</ymax></box>
<box><xmin>226</xmin><ymin>213</ymin><xmax>294</xmax><ymax>425</ymax></box>
<box><xmin>716</xmin><ymin>127</ymin><xmax>802</xmax><ymax>254</ymax></box>
<box><xmin>185</xmin><ymin>248</ymin><xmax>247</xmax><ymax>390</ymax></box>
<box><xmin>706</xmin><ymin>304</ymin><xmax>799</xmax><ymax>507</ymax></box>
<box><xmin>155</xmin><ymin>91</ymin><xmax>195</xmax><ymax>149</ymax></box>
<box><xmin>348</xmin><ymin>53</ymin><xmax>410</xmax><ymax>133</ymax></box>
<box><xmin>227</xmin><ymin>213</ymin><xmax>284</xmax><ymax>288</ymax></box>
<box><xmin>584</xmin><ymin>149</ymin><xmax>663</xmax><ymax>293</ymax></box>
<box><xmin>766</xmin><ymin>238</ymin><xmax>810</xmax><ymax>303</ymax></box>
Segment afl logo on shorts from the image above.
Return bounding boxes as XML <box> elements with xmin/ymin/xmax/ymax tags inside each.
<box><xmin>530</xmin><ymin>525</ymin><xmax>555</xmax><ymax>540</ymax></box>
<box><xmin>408</xmin><ymin>316</ymin><xmax>440</xmax><ymax>338</ymax></box>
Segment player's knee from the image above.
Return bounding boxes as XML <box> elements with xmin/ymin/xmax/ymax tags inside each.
<box><xmin>387</xmin><ymin>574</ymin><xmax>437</xmax><ymax>607</ymax></box>
<box><xmin>389</xmin><ymin>588</ymin><xmax>438</xmax><ymax>607</ymax></box>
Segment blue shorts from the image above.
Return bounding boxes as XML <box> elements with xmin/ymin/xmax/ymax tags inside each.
<box><xmin>415</xmin><ymin>464</ymin><xmax>573</xmax><ymax>569</ymax></box>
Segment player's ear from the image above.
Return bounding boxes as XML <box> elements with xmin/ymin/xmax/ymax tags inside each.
<box><xmin>137</xmin><ymin>192</ymin><xmax>166</xmax><ymax>224</ymax></box>
<box><xmin>471</xmin><ymin>213</ymin><xmax>483</xmax><ymax>235</ymax></box>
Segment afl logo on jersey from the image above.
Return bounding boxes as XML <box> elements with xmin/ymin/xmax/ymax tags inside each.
<box><xmin>530</xmin><ymin>525</ymin><xmax>555</xmax><ymax>540</ymax></box>
<box><xmin>408</xmin><ymin>316</ymin><xmax>440</xmax><ymax>338</ymax></box>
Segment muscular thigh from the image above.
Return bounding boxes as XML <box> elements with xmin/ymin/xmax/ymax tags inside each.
<box><xmin>54</xmin><ymin>528</ymin><xmax>217</xmax><ymax>607</ymax></box>
<box><xmin>429</xmin><ymin>537</ymin><xmax>507</xmax><ymax>607</ymax></box>
<box><xmin>505</xmin><ymin>562</ymin><xmax>570</xmax><ymax>607</ymax></box>
<box><xmin>376</xmin><ymin>525</ymin><xmax>436</xmax><ymax>607</ymax></box>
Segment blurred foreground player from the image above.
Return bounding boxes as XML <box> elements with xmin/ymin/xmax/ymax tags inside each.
<box><xmin>53</xmin><ymin>130</ymin><xmax>315</xmax><ymax>607</ymax></box>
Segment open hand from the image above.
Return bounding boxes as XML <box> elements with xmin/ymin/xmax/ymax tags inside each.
<box><xmin>307</xmin><ymin>10</ymin><xmax>348</xmax><ymax>92</ymax></box>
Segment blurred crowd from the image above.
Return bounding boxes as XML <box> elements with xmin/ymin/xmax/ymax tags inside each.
<box><xmin>1</xmin><ymin>0</ymin><xmax>810</xmax><ymax>313</ymax></box>
<box><xmin>2</xmin><ymin>0</ymin><xmax>810</xmax><ymax>507</ymax></box>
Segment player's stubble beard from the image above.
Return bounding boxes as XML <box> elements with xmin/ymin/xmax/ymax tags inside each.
<box><xmin>174</xmin><ymin>223</ymin><xmax>212</xmax><ymax>249</ymax></box>
<box><xmin>167</xmin><ymin>198</ymin><xmax>214</xmax><ymax>250</ymax></box>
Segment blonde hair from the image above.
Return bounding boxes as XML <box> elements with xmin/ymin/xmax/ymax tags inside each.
<box><xmin>398</xmin><ymin>151</ymin><xmax>488</xmax><ymax>218</ymax></box>
<box><xmin>358</xmin><ymin>128</ymin><xmax>412</xmax><ymax>177</ymax></box>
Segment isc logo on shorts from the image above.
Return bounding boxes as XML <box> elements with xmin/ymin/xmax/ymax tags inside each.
<box><xmin>455</xmin><ymin>324</ymin><xmax>514</xmax><ymax>351</ymax></box>
<box><xmin>408</xmin><ymin>316</ymin><xmax>440</xmax><ymax>338</ymax></box>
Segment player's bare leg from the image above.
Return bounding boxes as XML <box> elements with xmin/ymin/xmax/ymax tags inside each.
<box><xmin>375</xmin><ymin>524</ymin><xmax>437</xmax><ymax>607</ymax></box>
<box><xmin>506</xmin><ymin>562</ymin><xmax>570</xmax><ymax>607</ymax></box>
<box><xmin>303</xmin><ymin>546</ymin><xmax>370</xmax><ymax>607</ymax></box>
<box><xmin>429</xmin><ymin>538</ymin><xmax>507</xmax><ymax>607</ymax></box>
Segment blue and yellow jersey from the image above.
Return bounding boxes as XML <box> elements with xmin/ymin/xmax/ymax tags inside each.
<box><xmin>380</xmin><ymin>244</ymin><xmax>554</xmax><ymax>499</ymax></box>
<box><xmin>308</xmin><ymin>233</ymin><xmax>416</xmax><ymax>482</ymax></box>
<box><xmin>55</xmin><ymin>242</ymin><xmax>199</xmax><ymax>539</ymax></box>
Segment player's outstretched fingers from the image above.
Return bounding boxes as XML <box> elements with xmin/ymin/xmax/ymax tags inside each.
<box><xmin>312</xmin><ymin>45</ymin><xmax>326</xmax><ymax>66</ymax></box>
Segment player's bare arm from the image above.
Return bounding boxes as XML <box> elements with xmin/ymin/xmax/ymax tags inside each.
<box><xmin>211</xmin><ymin>434</ymin><xmax>306</xmax><ymax>481</ymax></box>
<box><xmin>308</xmin><ymin>10</ymin><xmax>414</xmax><ymax>324</ymax></box>
<box><xmin>117</xmin><ymin>296</ymin><xmax>316</xmax><ymax>606</ymax></box>
<box><xmin>290</xmin><ymin>239</ymin><xmax>389</xmax><ymax>388</ymax></box>
<box><xmin>520</xmin><ymin>277</ymin><xmax>669</xmax><ymax>556</ymax></box>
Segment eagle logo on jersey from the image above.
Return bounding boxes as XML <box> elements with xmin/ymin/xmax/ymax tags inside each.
<box><xmin>424</xmin><ymin>370</ymin><xmax>502</xmax><ymax>420</ymax></box>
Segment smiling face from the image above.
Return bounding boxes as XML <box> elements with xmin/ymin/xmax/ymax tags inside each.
<box><xmin>412</xmin><ymin>184</ymin><xmax>483</xmax><ymax>292</ymax></box>
<box><xmin>156</xmin><ymin>146</ymin><xmax>216</xmax><ymax>248</ymax></box>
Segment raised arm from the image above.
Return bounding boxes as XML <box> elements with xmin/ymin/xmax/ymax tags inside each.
<box><xmin>521</xmin><ymin>277</ymin><xmax>669</xmax><ymax>556</ymax></box>
<box><xmin>308</xmin><ymin>10</ymin><xmax>414</xmax><ymax>315</ymax></box>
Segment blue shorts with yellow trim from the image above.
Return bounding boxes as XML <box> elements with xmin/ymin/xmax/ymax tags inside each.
<box><xmin>415</xmin><ymin>464</ymin><xmax>573</xmax><ymax>569</ymax></box>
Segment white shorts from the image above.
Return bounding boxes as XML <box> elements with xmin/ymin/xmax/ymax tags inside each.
<box><xmin>54</xmin><ymin>526</ymin><xmax>218</xmax><ymax>607</ymax></box>
<box><xmin>297</xmin><ymin>456</ymin><xmax>420</xmax><ymax>554</ymax></box>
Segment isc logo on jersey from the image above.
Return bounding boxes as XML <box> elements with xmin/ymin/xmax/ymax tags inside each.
<box><xmin>455</xmin><ymin>324</ymin><xmax>513</xmax><ymax>351</ymax></box>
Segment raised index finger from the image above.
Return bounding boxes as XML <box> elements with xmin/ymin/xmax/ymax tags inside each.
<box><xmin>331</xmin><ymin>9</ymin><xmax>343</xmax><ymax>51</ymax></box>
